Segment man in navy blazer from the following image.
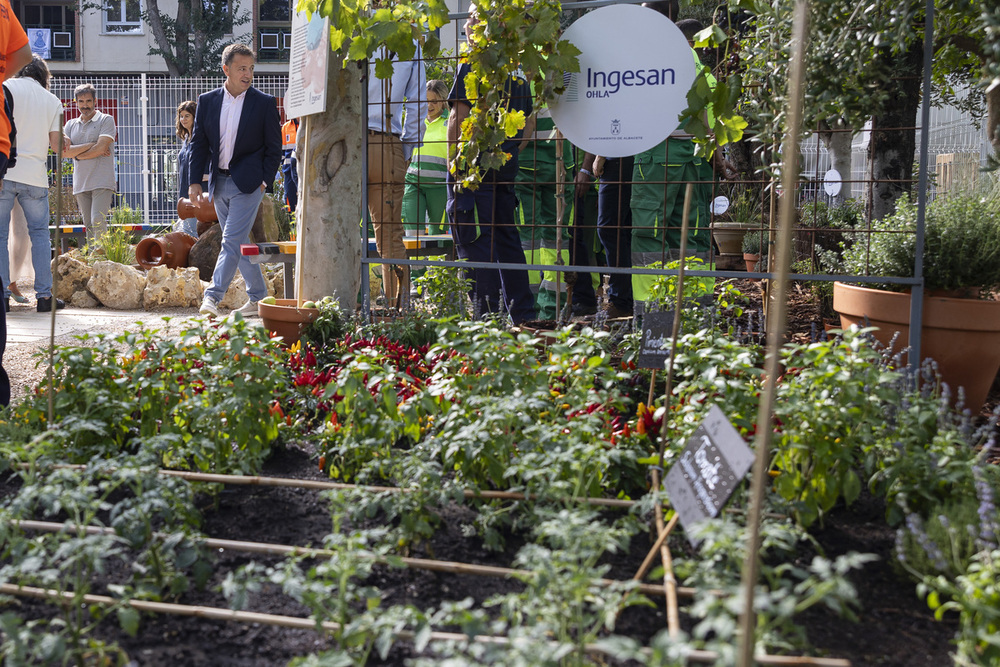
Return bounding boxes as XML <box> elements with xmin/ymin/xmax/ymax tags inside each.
<box><xmin>189</xmin><ymin>43</ymin><xmax>281</xmax><ymax>317</ymax></box>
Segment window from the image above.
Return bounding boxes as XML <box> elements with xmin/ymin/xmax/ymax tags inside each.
<box><xmin>256</xmin><ymin>0</ymin><xmax>291</xmax><ymax>63</ymax></box>
<box><xmin>13</xmin><ymin>1</ymin><xmax>76</xmax><ymax>60</ymax></box>
<box><xmin>104</xmin><ymin>0</ymin><xmax>142</xmax><ymax>34</ymax></box>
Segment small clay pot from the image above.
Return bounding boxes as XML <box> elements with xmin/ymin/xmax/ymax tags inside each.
<box><xmin>135</xmin><ymin>231</ymin><xmax>197</xmax><ymax>270</ymax></box>
<box><xmin>259</xmin><ymin>299</ymin><xmax>321</xmax><ymax>346</ymax></box>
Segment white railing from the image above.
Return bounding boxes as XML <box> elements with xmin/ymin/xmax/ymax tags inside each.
<box><xmin>49</xmin><ymin>74</ymin><xmax>290</xmax><ymax>227</ymax></box>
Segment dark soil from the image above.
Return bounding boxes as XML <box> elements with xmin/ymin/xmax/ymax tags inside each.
<box><xmin>2</xmin><ymin>281</ymin><xmax>980</xmax><ymax>665</ymax></box>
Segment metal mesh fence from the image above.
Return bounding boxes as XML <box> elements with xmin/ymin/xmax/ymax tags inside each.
<box><xmin>48</xmin><ymin>74</ymin><xmax>290</xmax><ymax>228</ymax></box>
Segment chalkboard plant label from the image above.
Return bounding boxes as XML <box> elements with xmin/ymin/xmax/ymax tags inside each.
<box><xmin>664</xmin><ymin>404</ymin><xmax>755</xmax><ymax>545</ymax></box>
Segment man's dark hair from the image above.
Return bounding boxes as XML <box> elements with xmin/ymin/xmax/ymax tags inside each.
<box><xmin>73</xmin><ymin>82</ymin><xmax>96</xmax><ymax>100</ymax></box>
<box><xmin>676</xmin><ymin>18</ymin><xmax>704</xmax><ymax>41</ymax></box>
<box><xmin>642</xmin><ymin>1</ymin><xmax>679</xmax><ymax>20</ymax></box>
<box><xmin>222</xmin><ymin>43</ymin><xmax>255</xmax><ymax>67</ymax></box>
<box><xmin>17</xmin><ymin>54</ymin><xmax>50</xmax><ymax>89</ymax></box>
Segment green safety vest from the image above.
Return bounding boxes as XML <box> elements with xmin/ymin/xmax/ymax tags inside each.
<box><xmin>406</xmin><ymin>113</ymin><xmax>449</xmax><ymax>183</ymax></box>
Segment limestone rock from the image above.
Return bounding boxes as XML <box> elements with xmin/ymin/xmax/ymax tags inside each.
<box><xmin>268</xmin><ymin>268</ymin><xmax>284</xmax><ymax>299</ymax></box>
<box><xmin>218</xmin><ymin>272</ymin><xmax>249</xmax><ymax>310</ymax></box>
<box><xmin>51</xmin><ymin>252</ymin><xmax>94</xmax><ymax>302</ymax></box>
<box><xmin>143</xmin><ymin>266</ymin><xmax>203</xmax><ymax>309</ymax></box>
<box><xmin>87</xmin><ymin>261</ymin><xmax>146</xmax><ymax>310</ymax></box>
<box><xmin>69</xmin><ymin>291</ymin><xmax>100</xmax><ymax>308</ymax></box>
<box><xmin>252</xmin><ymin>196</ymin><xmax>280</xmax><ymax>243</ymax></box>
<box><xmin>188</xmin><ymin>223</ymin><xmax>222</xmax><ymax>282</ymax></box>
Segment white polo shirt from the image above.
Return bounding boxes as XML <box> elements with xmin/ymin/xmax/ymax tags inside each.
<box><xmin>4</xmin><ymin>77</ymin><xmax>62</xmax><ymax>189</ymax></box>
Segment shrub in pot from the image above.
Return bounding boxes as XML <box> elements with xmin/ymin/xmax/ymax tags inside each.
<box><xmin>741</xmin><ymin>230</ymin><xmax>768</xmax><ymax>272</ymax></box>
<box><xmin>833</xmin><ymin>193</ymin><xmax>1000</xmax><ymax>408</ymax></box>
<box><xmin>712</xmin><ymin>189</ymin><xmax>762</xmax><ymax>255</ymax></box>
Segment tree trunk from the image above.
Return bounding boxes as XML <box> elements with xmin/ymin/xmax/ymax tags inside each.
<box><xmin>295</xmin><ymin>62</ymin><xmax>363</xmax><ymax>311</ymax></box>
<box><xmin>987</xmin><ymin>83</ymin><xmax>1000</xmax><ymax>155</ymax></box>
<box><xmin>868</xmin><ymin>42</ymin><xmax>922</xmax><ymax>222</ymax></box>
<box><xmin>817</xmin><ymin>120</ymin><xmax>853</xmax><ymax>207</ymax></box>
<box><xmin>144</xmin><ymin>0</ymin><xmax>183</xmax><ymax>77</ymax></box>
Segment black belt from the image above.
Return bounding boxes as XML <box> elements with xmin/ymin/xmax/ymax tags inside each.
<box><xmin>368</xmin><ymin>129</ymin><xmax>400</xmax><ymax>138</ymax></box>
<box><xmin>218</xmin><ymin>168</ymin><xmax>231</xmax><ymax>176</ymax></box>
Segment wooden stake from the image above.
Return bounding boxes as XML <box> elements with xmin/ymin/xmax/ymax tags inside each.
<box><xmin>37</xmin><ymin>464</ymin><xmax>635</xmax><ymax>509</ymax></box>
<box><xmin>632</xmin><ymin>512</ymin><xmax>679</xmax><ymax>583</ymax></box>
<box><xmin>12</xmin><ymin>519</ymin><xmax>689</xmax><ymax>600</ymax></box>
<box><xmin>736</xmin><ymin>4</ymin><xmax>810</xmax><ymax>667</ymax></box>
<box><xmin>0</xmin><ymin>583</ymin><xmax>850</xmax><ymax>665</ymax></box>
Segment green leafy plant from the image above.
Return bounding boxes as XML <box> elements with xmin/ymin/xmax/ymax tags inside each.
<box><xmin>741</xmin><ymin>230</ymin><xmax>768</xmax><ymax>255</ymax></box>
<box><xmin>89</xmin><ymin>223</ymin><xmax>137</xmax><ymax>266</ymax></box>
<box><xmin>840</xmin><ymin>194</ymin><xmax>1000</xmax><ymax>295</ymax></box>
<box><xmin>413</xmin><ymin>265</ymin><xmax>474</xmax><ymax>319</ymax></box>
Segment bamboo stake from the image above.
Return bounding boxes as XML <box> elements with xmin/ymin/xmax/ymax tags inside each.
<box><xmin>650</xmin><ymin>469</ymin><xmax>680</xmax><ymax>637</ymax></box>
<box><xmin>737</xmin><ymin>4</ymin><xmax>810</xmax><ymax>667</ymax></box>
<box><xmin>648</xmin><ymin>184</ymin><xmax>694</xmax><ymax>638</ymax></box>
<box><xmin>632</xmin><ymin>512</ymin><xmax>679</xmax><ymax>583</ymax></box>
<box><xmin>37</xmin><ymin>464</ymin><xmax>635</xmax><ymax>509</ymax></box>
<box><xmin>12</xmin><ymin>519</ymin><xmax>688</xmax><ymax>600</ymax></box>
<box><xmin>0</xmin><ymin>583</ymin><xmax>850</xmax><ymax>666</ymax></box>
<box><xmin>48</xmin><ymin>110</ymin><xmax>65</xmax><ymax>427</ymax></box>
<box><xmin>554</xmin><ymin>130</ymin><xmax>566</xmax><ymax>324</ymax></box>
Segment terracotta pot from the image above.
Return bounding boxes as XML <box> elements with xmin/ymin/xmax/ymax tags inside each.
<box><xmin>710</xmin><ymin>221</ymin><xmax>755</xmax><ymax>255</ymax></box>
<box><xmin>177</xmin><ymin>196</ymin><xmax>218</xmax><ymax>223</ymax></box>
<box><xmin>259</xmin><ymin>298</ymin><xmax>320</xmax><ymax>346</ymax></box>
<box><xmin>743</xmin><ymin>252</ymin><xmax>761</xmax><ymax>273</ymax></box>
<box><xmin>135</xmin><ymin>231</ymin><xmax>197</xmax><ymax>270</ymax></box>
<box><xmin>833</xmin><ymin>281</ymin><xmax>1000</xmax><ymax>409</ymax></box>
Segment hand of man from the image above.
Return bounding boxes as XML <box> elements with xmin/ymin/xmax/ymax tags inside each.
<box><xmin>188</xmin><ymin>184</ymin><xmax>204</xmax><ymax>203</ymax></box>
<box><xmin>574</xmin><ymin>169</ymin><xmax>593</xmax><ymax>200</ymax></box>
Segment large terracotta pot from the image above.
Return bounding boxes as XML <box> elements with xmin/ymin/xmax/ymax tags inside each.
<box><xmin>711</xmin><ymin>221</ymin><xmax>755</xmax><ymax>255</ymax></box>
<box><xmin>135</xmin><ymin>231</ymin><xmax>197</xmax><ymax>270</ymax></box>
<box><xmin>833</xmin><ymin>281</ymin><xmax>1000</xmax><ymax>409</ymax></box>
<box><xmin>259</xmin><ymin>299</ymin><xmax>320</xmax><ymax>346</ymax></box>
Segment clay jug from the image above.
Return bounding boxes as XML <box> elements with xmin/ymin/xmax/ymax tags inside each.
<box><xmin>177</xmin><ymin>196</ymin><xmax>218</xmax><ymax>223</ymax></box>
<box><xmin>135</xmin><ymin>231</ymin><xmax>198</xmax><ymax>270</ymax></box>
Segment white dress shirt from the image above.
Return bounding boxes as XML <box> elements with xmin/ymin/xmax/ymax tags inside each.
<box><xmin>219</xmin><ymin>86</ymin><xmax>247</xmax><ymax>170</ymax></box>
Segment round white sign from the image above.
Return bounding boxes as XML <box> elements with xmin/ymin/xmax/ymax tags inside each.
<box><xmin>711</xmin><ymin>195</ymin><xmax>730</xmax><ymax>216</ymax></box>
<box><xmin>823</xmin><ymin>169</ymin><xmax>842</xmax><ymax>197</ymax></box>
<box><xmin>549</xmin><ymin>5</ymin><xmax>697</xmax><ymax>158</ymax></box>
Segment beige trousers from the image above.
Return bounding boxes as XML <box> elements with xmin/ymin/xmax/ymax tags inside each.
<box><xmin>367</xmin><ymin>131</ymin><xmax>408</xmax><ymax>307</ymax></box>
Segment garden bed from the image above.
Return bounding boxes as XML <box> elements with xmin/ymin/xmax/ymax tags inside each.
<box><xmin>0</xmin><ymin>276</ymin><xmax>995</xmax><ymax>666</ymax></box>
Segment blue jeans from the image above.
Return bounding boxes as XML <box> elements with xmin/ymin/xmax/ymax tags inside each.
<box><xmin>205</xmin><ymin>175</ymin><xmax>267</xmax><ymax>302</ymax></box>
<box><xmin>0</xmin><ymin>180</ymin><xmax>55</xmax><ymax>299</ymax></box>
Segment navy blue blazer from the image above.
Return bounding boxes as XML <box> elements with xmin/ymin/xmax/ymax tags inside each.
<box><xmin>188</xmin><ymin>86</ymin><xmax>282</xmax><ymax>195</ymax></box>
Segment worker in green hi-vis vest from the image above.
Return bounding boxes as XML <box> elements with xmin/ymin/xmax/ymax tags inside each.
<box><xmin>516</xmin><ymin>99</ymin><xmax>598</xmax><ymax>319</ymax></box>
<box><xmin>630</xmin><ymin>18</ymin><xmax>737</xmax><ymax>308</ymax></box>
<box><xmin>403</xmin><ymin>79</ymin><xmax>450</xmax><ymax>235</ymax></box>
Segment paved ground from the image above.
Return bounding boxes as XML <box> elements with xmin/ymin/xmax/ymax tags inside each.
<box><xmin>3</xmin><ymin>302</ymin><xmax>205</xmax><ymax>403</ymax></box>
<box><xmin>6</xmin><ymin>306</ymin><xmax>202</xmax><ymax>343</ymax></box>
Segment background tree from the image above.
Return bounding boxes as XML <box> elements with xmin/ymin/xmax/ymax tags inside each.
<box><xmin>85</xmin><ymin>0</ymin><xmax>250</xmax><ymax>76</ymax></box>
<box><xmin>733</xmin><ymin>0</ymin><xmax>999</xmax><ymax>220</ymax></box>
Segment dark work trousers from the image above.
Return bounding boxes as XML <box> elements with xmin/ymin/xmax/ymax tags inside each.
<box><xmin>597</xmin><ymin>156</ymin><xmax>634</xmax><ymax>312</ymax></box>
<box><xmin>448</xmin><ymin>177</ymin><xmax>537</xmax><ymax>324</ymax></box>
<box><xmin>570</xmin><ymin>189</ymin><xmax>598</xmax><ymax>308</ymax></box>
<box><xmin>0</xmin><ymin>304</ymin><xmax>9</xmax><ymax>406</ymax></box>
